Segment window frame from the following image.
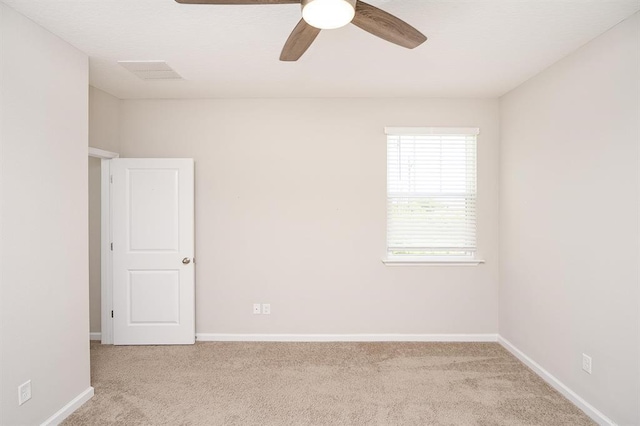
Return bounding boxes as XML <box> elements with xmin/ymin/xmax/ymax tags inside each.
<box><xmin>382</xmin><ymin>127</ymin><xmax>484</xmax><ymax>266</ymax></box>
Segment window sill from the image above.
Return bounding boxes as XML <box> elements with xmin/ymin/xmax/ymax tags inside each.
<box><xmin>381</xmin><ymin>257</ymin><xmax>485</xmax><ymax>266</ymax></box>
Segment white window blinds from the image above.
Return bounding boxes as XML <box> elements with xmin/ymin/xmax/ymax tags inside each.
<box><xmin>385</xmin><ymin>127</ymin><xmax>478</xmax><ymax>257</ymax></box>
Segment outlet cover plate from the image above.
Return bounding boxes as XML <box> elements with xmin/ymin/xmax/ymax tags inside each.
<box><xmin>18</xmin><ymin>380</ymin><xmax>31</xmax><ymax>405</ymax></box>
<box><xmin>582</xmin><ymin>354</ymin><xmax>592</xmax><ymax>374</ymax></box>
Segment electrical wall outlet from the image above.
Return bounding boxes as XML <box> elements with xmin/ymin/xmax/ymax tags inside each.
<box><xmin>582</xmin><ymin>354</ymin><xmax>592</xmax><ymax>374</ymax></box>
<box><xmin>253</xmin><ymin>303</ymin><xmax>261</xmax><ymax>314</ymax></box>
<box><xmin>18</xmin><ymin>380</ymin><xmax>31</xmax><ymax>405</ymax></box>
<box><xmin>262</xmin><ymin>304</ymin><xmax>271</xmax><ymax>315</ymax></box>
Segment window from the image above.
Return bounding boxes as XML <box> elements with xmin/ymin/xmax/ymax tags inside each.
<box><xmin>385</xmin><ymin>127</ymin><xmax>479</xmax><ymax>262</ymax></box>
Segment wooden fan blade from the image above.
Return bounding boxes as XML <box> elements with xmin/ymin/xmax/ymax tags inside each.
<box><xmin>175</xmin><ymin>0</ymin><xmax>298</xmax><ymax>4</ymax></box>
<box><xmin>352</xmin><ymin>1</ymin><xmax>426</xmax><ymax>49</ymax></box>
<box><xmin>280</xmin><ymin>19</ymin><xmax>321</xmax><ymax>61</ymax></box>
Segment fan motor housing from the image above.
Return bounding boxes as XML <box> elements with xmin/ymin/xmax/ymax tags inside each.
<box><xmin>301</xmin><ymin>0</ymin><xmax>357</xmax><ymax>30</ymax></box>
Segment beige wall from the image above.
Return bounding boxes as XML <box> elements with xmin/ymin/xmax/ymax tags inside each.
<box><xmin>88</xmin><ymin>156</ymin><xmax>102</xmax><ymax>333</ymax></box>
<box><xmin>0</xmin><ymin>3</ymin><xmax>91</xmax><ymax>424</ymax></box>
<box><xmin>88</xmin><ymin>87</ymin><xmax>121</xmax><ymax>334</ymax></box>
<box><xmin>89</xmin><ymin>86</ymin><xmax>121</xmax><ymax>153</ymax></box>
<box><xmin>119</xmin><ymin>98</ymin><xmax>500</xmax><ymax>335</ymax></box>
<box><xmin>499</xmin><ymin>12</ymin><xmax>639</xmax><ymax>425</ymax></box>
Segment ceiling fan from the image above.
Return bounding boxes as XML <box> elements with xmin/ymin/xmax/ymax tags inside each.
<box><xmin>174</xmin><ymin>0</ymin><xmax>427</xmax><ymax>61</ymax></box>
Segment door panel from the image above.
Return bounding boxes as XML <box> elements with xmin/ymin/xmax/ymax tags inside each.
<box><xmin>129</xmin><ymin>270</ymin><xmax>180</xmax><ymax>324</ymax></box>
<box><xmin>112</xmin><ymin>158</ymin><xmax>194</xmax><ymax>345</ymax></box>
<box><xmin>129</xmin><ymin>169</ymin><xmax>179</xmax><ymax>251</ymax></box>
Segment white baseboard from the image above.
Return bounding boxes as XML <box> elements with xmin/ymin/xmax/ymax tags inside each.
<box><xmin>498</xmin><ymin>336</ymin><xmax>615</xmax><ymax>426</ymax></box>
<box><xmin>196</xmin><ymin>333</ymin><xmax>498</xmax><ymax>342</ymax></box>
<box><xmin>40</xmin><ymin>386</ymin><xmax>94</xmax><ymax>426</ymax></box>
<box><xmin>89</xmin><ymin>332</ymin><xmax>101</xmax><ymax>341</ymax></box>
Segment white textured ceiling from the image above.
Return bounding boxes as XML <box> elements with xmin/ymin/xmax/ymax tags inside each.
<box><xmin>3</xmin><ymin>0</ymin><xmax>639</xmax><ymax>99</ymax></box>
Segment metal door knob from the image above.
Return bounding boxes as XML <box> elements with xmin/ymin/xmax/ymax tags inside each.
<box><xmin>182</xmin><ymin>257</ymin><xmax>191</xmax><ymax>265</ymax></box>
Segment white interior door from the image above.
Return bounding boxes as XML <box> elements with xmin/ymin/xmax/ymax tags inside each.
<box><xmin>111</xmin><ymin>158</ymin><xmax>195</xmax><ymax>345</ymax></box>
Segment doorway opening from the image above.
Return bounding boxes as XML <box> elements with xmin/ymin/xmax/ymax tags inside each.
<box><xmin>88</xmin><ymin>150</ymin><xmax>195</xmax><ymax>345</ymax></box>
<box><xmin>88</xmin><ymin>147</ymin><xmax>118</xmax><ymax>344</ymax></box>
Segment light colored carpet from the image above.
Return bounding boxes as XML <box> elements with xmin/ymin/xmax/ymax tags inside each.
<box><xmin>64</xmin><ymin>341</ymin><xmax>594</xmax><ymax>425</ymax></box>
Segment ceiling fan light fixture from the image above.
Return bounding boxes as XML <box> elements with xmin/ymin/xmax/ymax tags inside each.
<box><xmin>301</xmin><ymin>0</ymin><xmax>357</xmax><ymax>30</ymax></box>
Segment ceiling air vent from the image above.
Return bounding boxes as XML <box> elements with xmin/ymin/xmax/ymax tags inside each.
<box><xmin>118</xmin><ymin>61</ymin><xmax>182</xmax><ymax>81</ymax></box>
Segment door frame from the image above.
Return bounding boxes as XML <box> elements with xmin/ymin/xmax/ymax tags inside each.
<box><xmin>88</xmin><ymin>147</ymin><xmax>119</xmax><ymax>344</ymax></box>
